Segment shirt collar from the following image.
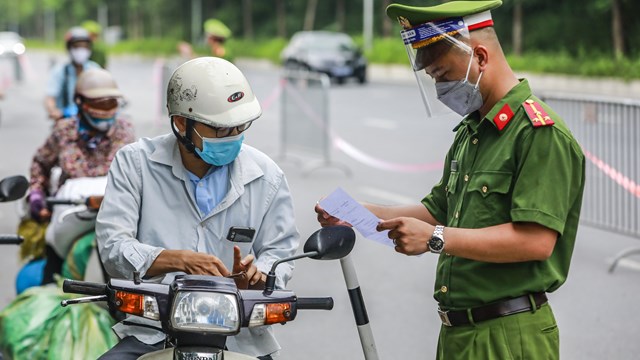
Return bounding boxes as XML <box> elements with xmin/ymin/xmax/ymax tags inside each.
<box><xmin>484</xmin><ymin>79</ymin><xmax>532</xmax><ymax>132</ymax></box>
<box><xmin>452</xmin><ymin>79</ymin><xmax>532</xmax><ymax>134</ymax></box>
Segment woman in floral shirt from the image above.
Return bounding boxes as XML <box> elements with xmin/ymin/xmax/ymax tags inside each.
<box><xmin>28</xmin><ymin>68</ymin><xmax>134</xmax><ymax>283</ymax></box>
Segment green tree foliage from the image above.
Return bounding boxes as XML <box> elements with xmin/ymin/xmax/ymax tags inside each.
<box><xmin>2</xmin><ymin>0</ymin><xmax>639</xmax><ymax>58</ymax></box>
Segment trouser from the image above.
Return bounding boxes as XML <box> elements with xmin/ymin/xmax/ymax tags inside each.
<box><xmin>436</xmin><ymin>303</ymin><xmax>559</xmax><ymax>360</ymax></box>
<box><xmin>98</xmin><ymin>336</ymin><xmax>275</xmax><ymax>360</ymax></box>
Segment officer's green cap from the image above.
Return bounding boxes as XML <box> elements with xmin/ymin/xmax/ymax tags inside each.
<box><xmin>386</xmin><ymin>0</ymin><xmax>502</xmax><ymax>28</ymax></box>
<box><xmin>81</xmin><ymin>20</ymin><xmax>102</xmax><ymax>35</ymax></box>
<box><xmin>204</xmin><ymin>19</ymin><xmax>232</xmax><ymax>39</ymax></box>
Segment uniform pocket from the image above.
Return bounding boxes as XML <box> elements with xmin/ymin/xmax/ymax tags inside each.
<box><xmin>468</xmin><ymin>171</ymin><xmax>512</xmax><ymax>197</ymax></box>
<box><xmin>465</xmin><ymin>171</ymin><xmax>513</xmax><ymax>225</ymax></box>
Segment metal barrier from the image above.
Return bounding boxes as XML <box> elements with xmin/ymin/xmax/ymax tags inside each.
<box><xmin>279</xmin><ymin>70</ymin><xmax>350</xmax><ymax>176</ymax></box>
<box><xmin>541</xmin><ymin>93</ymin><xmax>640</xmax><ymax>272</ymax></box>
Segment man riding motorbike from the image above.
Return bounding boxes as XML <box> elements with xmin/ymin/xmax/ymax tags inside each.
<box><xmin>44</xmin><ymin>26</ymin><xmax>101</xmax><ymax>121</ymax></box>
<box><xmin>96</xmin><ymin>57</ymin><xmax>299</xmax><ymax>359</ymax></box>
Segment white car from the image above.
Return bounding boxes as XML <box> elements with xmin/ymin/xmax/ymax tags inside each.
<box><xmin>0</xmin><ymin>31</ymin><xmax>26</xmax><ymax>58</ymax></box>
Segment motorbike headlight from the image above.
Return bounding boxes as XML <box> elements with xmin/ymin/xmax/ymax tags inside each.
<box><xmin>171</xmin><ymin>291</ymin><xmax>240</xmax><ymax>333</ymax></box>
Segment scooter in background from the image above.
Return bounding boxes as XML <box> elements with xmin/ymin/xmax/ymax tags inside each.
<box><xmin>44</xmin><ymin>176</ymin><xmax>107</xmax><ymax>283</ymax></box>
<box><xmin>0</xmin><ymin>175</ymin><xmax>28</xmax><ymax>245</ymax></box>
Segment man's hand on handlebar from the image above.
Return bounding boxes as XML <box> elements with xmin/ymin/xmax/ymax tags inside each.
<box><xmin>232</xmin><ymin>246</ymin><xmax>265</xmax><ymax>290</ymax></box>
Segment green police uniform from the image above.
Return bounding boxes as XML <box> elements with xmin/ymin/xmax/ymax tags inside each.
<box><xmin>423</xmin><ymin>80</ymin><xmax>584</xmax><ymax>359</ymax></box>
<box><xmin>387</xmin><ymin>1</ymin><xmax>585</xmax><ymax>359</ymax></box>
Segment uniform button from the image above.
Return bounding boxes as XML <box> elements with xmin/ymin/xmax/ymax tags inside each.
<box><xmin>464</xmin><ymin>174</ymin><xmax>469</xmax><ymax>182</ymax></box>
<box><xmin>445</xmin><ymin>252</ymin><xmax>451</xmax><ymax>256</ymax></box>
<box><xmin>498</xmin><ymin>113</ymin><xmax>508</xmax><ymax>121</ymax></box>
<box><xmin>198</xmin><ymin>183</ymin><xmax>203</xmax><ymax>187</ymax></box>
<box><xmin>440</xmin><ymin>286</ymin><xmax>448</xmax><ymax>293</ymax></box>
<box><xmin>482</xmin><ymin>185</ymin><xmax>488</xmax><ymax>193</ymax></box>
<box><xmin>472</xmin><ymin>138</ymin><xmax>478</xmax><ymax>145</ymax></box>
<box><xmin>444</xmin><ymin>186</ymin><xmax>448</xmax><ymax>192</ymax></box>
<box><xmin>455</xmin><ymin>211</ymin><xmax>459</xmax><ymax>219</ymax></box>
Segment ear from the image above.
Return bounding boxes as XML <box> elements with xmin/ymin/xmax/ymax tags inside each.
<box><xmin>474</xmin><ymin>45</ymin><xmax>489</xmax><ymax>72</ymax></box>
<box><xmin>173</xmin><ymin>116</ymin><xmax>187</xmax><ymax>132</ymax></box>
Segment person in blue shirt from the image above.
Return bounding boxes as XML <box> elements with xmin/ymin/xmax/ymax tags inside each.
<box><xmin>96</xmin><ymin>57</ymin><xmax>299</xmax><ymax>360</ymax></box>
<box><xmin>44</xmin><ymin>27</ymin><xmax>101</xmax><ymax>121</ymax></box>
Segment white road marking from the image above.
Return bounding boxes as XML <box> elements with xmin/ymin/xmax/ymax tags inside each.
<box><xmin>614</xmin><ymin>258</ymin><xmax>640</xmax><ymax>272</ymax></box>
<box><xmin>362</xmin><ymin>117</ymin><xmax>398</xmax><ymax>130</ymax></box>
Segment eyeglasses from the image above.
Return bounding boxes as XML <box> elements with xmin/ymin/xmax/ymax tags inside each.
<box><xmin>201</xmin><ymin>121</ymin><xmax>253</xmax><ymax>138</ymax></box>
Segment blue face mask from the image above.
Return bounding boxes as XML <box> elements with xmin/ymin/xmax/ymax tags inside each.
<box><xmin>193</xmin><ymin>130</ymin><xmax>244</xmax><ymax>166</ymax></box>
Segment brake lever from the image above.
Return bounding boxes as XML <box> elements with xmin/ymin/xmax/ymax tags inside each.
<box><xmin>225</xmin><ymin>271</ymin><xmax>246</xmax><ymax>279</ymax></box>
<box><xmin>61</xmin><ymin>295</ymin><xmax>108</xmax><ymax>307</ymax></box>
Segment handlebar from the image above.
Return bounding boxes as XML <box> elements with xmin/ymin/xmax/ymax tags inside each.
<box><xmin>46</xmin><ymin>198</ymin><xmax>83</xmax><ymax>206</ymax></box>
<box><xmin>0</xmin><ymin>235</ymin><xmax>23</xmax><ymax>245</ymax></box>
<box><xmin>63</xmin><ymin>279</ymin><xmax>107</xmax><ymax>296</ymax></box>
<box><xmin>297</xmin><ymin>297</ymin><xmax>334</xmax><ymax>310</ymax></box>
<box><xmin>46</xmin><ymin>196</ymin><xmax>103</xmax><ymax>210</ymax></box>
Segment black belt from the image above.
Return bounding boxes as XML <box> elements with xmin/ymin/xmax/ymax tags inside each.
<box><xmin>438</xmin><ymin>292</ymin><xmax>548</xmax><ymax>327</ymax></box>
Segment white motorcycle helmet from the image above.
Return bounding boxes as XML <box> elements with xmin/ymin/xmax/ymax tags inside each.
<box><xmin>166</xmin><ymin>57</ymin><xmax>262</xmax><ymax>128</ymax></box>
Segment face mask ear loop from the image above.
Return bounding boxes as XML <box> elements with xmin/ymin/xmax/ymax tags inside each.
<box><xmin>474</xmin><ymin>71</ymin><xmax>484</xmax><ymax>89</ymax></box>
<box><xmin>464</xmin><ymin>50</ymin><xmax>474</xmax><ymax>83</ymax></box>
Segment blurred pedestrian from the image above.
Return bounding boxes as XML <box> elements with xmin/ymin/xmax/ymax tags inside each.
<box><xmin>44</xmin><ymin>27</ymin><xmax>101</xmax><ymax>121</ymax></box>
<box><xmin>82</xmin><ymin>20</ymin><xmax>108</xmax><ymax>68</ymax></box>
<box><xmin>315</xmin><ymin>1</ymin><xmax>585</xmax><ymax>359</ymax></box>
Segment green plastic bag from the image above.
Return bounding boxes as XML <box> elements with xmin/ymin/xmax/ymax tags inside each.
<box><xmin>0</xmin><ymin>284</ymin><xmax>118</xmax><ymax>359</ymax></box>
<box><xmin>62</xmin><ymin>232</ymin><xmax>95</xmax><ymax>281</ymax></box>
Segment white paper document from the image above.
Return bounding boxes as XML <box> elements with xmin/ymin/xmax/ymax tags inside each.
<box><xmin>319</xmin><ymin>187</ymin><xmax>393</xmax><ymax>247</ymax></box>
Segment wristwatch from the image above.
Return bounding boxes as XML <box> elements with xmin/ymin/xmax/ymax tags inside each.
<box><xmin>428</xmin><ymin>225</ymin><xmax>445</xmax><ymax>254</ymax></box>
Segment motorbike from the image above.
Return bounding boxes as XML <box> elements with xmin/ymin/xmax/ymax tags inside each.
<box><xmin>62</xmin><ymin>226</ymin><xmax>357</xmax><ymax>360</ymax></box>
<box><xmin>0</xmin><ymin>175</ymin><xmax>28</xmax><ymax>245</ymax></box>
<box><xmin>45</xmin><ymin>176</ymin><xmax>107</xmax><ymax>283</ymax></box>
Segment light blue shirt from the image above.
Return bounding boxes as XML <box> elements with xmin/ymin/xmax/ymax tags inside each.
<box><xmin>96</xmin><ymin>133</ymin><xmax>300</xmax><ymax>356</ymax></box>
<box><xmin>186</xmin><ymin>165</ymin><xmax>229</xmax><ymax>216</ymax></box>
<box><xmin>46</xmin><ymin>60</ymin><xmax>101</xmax><ymax>117</ymax></box>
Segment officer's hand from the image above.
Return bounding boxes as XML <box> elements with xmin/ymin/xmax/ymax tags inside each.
<box><xmin>232</xmin><ymin>246</ymin><xmax>263</xmax><ymax>289</ymax></box>
<box><xmin>377</xmin><ymin>217</ymin><xmax>431</xmax><ymax>256</ymax></box>
<box><xmin>181</xmin><ymin>251</ymin><xmax>231</xmax><ymax>277</ymax></box>
<box><xmin>315</xmin><ymin>201</ymin><xmax>351</xmax><ymax>228</ymax></box>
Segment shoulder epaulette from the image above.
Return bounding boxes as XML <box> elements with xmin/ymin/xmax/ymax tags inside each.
<box><xmin>522</xmin><ymin>99</ymin><xmax>554</xmax><ymax>128</ymax></box>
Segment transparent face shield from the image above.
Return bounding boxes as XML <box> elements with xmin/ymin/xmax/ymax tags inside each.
<box><xmin>398</xmin><ymin>16</ymin><xmax>473</xmax><ymax>117</ymax></box>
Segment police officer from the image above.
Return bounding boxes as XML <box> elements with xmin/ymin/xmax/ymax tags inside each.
<box><xmin>204</xmin><ymin>18</ymin><xmax>232</xmax><ymax>58</ymax></box>
<box><xmin>315</xmin><ymin>1</ymin><xmax>585</xmax><ymax>359</ymax></box>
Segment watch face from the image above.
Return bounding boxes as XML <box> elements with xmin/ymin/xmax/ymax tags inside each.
<box><xmin>429</xmin><ymin>237</ymin><xmax>444</xmax><ymax>252</ymax></box>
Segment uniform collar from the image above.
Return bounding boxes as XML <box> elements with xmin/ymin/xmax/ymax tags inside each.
<box><xmin>452</xmin><ymin>79</ymin><xmax>532</xmax><ymax>134</ymax></box>
<box><xmin>484</xmin><ymin>79</ymin><xmax>532</xmax><ymax>133</ymax></box>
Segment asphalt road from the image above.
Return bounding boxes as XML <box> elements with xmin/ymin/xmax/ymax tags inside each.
<box><xmin>0</xmin><ymin>51</ymin><xmax>639</xmax><ymax>359</ymax></box>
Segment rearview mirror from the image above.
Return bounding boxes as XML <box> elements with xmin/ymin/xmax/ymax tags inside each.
<box><xmin>0</xmin><ymin>176</ymin><xmax>28</xmax><ymax>202</ymax></box>
<box><xmin>303</xmin><ymin>226</ymin><xmax>355</xmax><ymax>260</ymax></box>
<box><xmin>263</xmin><ymin>226</ymin><xmax>356</xmax><ymax>295</ymax></box>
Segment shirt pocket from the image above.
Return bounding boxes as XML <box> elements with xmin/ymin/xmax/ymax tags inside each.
<box><xmin>465</xmin><ymin>171</ymin><xmax>513</xmax><ymax>225</ymax></box>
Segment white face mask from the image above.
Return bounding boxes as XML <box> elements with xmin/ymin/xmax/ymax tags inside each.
<box><xmin>70</xmin><ymin>47</ymin><xmax>91</xmax><ymax>64</ymax></box>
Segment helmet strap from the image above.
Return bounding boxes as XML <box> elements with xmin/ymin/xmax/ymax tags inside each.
<box><xmin>171</xmin><ymin>117</ymin><xmax>202</xmax><ymax>159</ymax></box>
